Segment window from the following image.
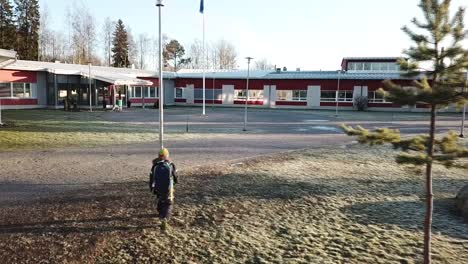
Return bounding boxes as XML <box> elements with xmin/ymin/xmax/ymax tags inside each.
<box><xmin>371</xmin><ymin>63</ymin><xmax>382</xmax><ymax>71</ymax></box>
<box><xmin>141</xmin><ymin>87</ymin><xmax>148</xmax><ymax>98</ymax></box>
<box><xmin>368</xmin><ymin>91</ymin><xmax>387</xmax><ymax>103</ymax></box>
<box><xmin>320</xmin><ymin>91</ymin><xmax>337</xmax><ymax>102</ymax></box>
<box><xmin>149</xmin><ymin>87</ymin><xmax>157</xmax><ymax>98</ymax></box>
<box><xmin>134</xmin><ymin>86</ymin><xmax>142</xmax><ymax>98</ymax></box>
<box><xmin>248</xmin><ymin>90</ymin><xmax>263</xmax><ymax>99</ymax></box>
<box><xmin>338</xmin><ymin>91</ymin><xmax>353</xmax><ymax>102</ymax></box>
<box><xmin>363</xmin><ymin>62</ymin><xmax>371</xmax><ymax>71</ymax></box>
<box><xmin>0</xmin><ymin>83</ymin><xmax>10</xmax><ymax>97</ymax></box>
<box><xmin>292</xmin><ymin>90</ymin><xmax>307</xmax><ymax>101</ymax></box>
<box><xmin>9</xmin><ymin>83</ymin><xmax>34</xmax><ymax>98</ymax></box>
<box><xmin>355</xmin><ymin>62</ymin><xmax>363</xmax><ymax>71</ymax></box>
<box><xmin>276</xmin><ymin>90</ymin><xmax>292</xmax><ymax>101</ymax></box>
<box><xmin>24</xmin><ymin>83</ymin><xmax>31</xmax><ymax>98</ymax></box>
<box><xmin>234</xmin><ymin>90</ymin><xmax>247</xmax><ymax>99</ymax></box>
<box><xmin>13</xmin><ymin>83</ymin><xmax>25</xmax><ymax>97</ymax></box>
<box><xmin>175</xmin><ymin>88</ymin><xmax>184</xmax><ymax>98</ymax></box>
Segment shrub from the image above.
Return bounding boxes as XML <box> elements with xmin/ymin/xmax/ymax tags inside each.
<box><xmin>354</xmin><ymin>96</ymin><xmax>368</xmax><ymax>111</ymax></box>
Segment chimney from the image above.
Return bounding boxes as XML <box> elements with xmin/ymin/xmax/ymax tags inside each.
<box><xmin>296</xmin><ymin>68</ymin><xmax>301</xmax><ymax>72</ymax></box>
<box><xmin>283</xmin><ymin>66</ymin><xmax>287</xmax><ymax>72</ymax></box>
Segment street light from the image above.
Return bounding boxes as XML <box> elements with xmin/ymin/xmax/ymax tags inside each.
<box><xmin>244</xmin><ymin>57</ymin><xmax>254</xmax><ymax>131</ymax></box>
<box><xmin>460</xmin><ymin>74</ymin><xmax>467</xmax><ymax>138</ymax></box>
<box><xmin>460</xmin><ymin>103</ymin><xmax>466</xmax><ymax>138</ymax></box>
<box><xmin>156</xmin><ymin>0</ymin><xmax>164</xmax><ymax>149</ymax></box>
<box><xmin>0</xmin><ymin>97</ymin><xmax>3</xmax><ymax>126</ymax></box>
<box><xmin>88</xmin><ymin>63</ymin><xmax>93</xmax><ymax>112</ymax></box>
<box><xmin>212</xmin><ymin>72</ymin><xmax>216</xmax><ymax>110</ymax></box>
<box><xmin>335</xmin><ymin>70</ymin><xmax>344</xmax><ymax>117</ymax></box>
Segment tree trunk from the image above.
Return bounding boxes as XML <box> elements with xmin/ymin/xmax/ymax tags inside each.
<box><xmin>423</xmin><ymin>105</ymin><xmax>436</xmax><ymax>264</ymax></box>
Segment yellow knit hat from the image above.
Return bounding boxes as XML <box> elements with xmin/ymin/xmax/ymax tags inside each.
<box><xmin>159</xmin><ymin>148</ymin><xmax>169</xmax><ymax>158</ymax></box>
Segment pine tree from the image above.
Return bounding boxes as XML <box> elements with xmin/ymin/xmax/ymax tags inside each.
<box><xmin>342</xmin><ymin>1</ymin><xmax>467</xmax><ymax>263</ymax></box>
<box><xmin>0</xmin><ymin>0</ymin><xmax>16</xmax><ymax>50</ymax></box>
<box><xmin>111</xmin><ymin>19</ymin><xmax>129</xmax><ymax>68</ymax></box>
<box><xmin>14</xmin><ymin>0</ymin><xmax>40</xmax><ymax>60</ymax></box>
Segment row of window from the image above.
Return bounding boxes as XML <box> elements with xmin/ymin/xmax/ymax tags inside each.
<box><xmin>173</xmin><ymin>87</ymin><xmax>388</xmax><ymax>103</ymax></box>
<box><xmin>320</xmin><ymin>91</ymin><xmax>354</xmax><ymax>102</ymax></box>
<box><xmin>0</xmin><ymin>82</ymin><xmax>35</xmax><ymax>98</ymax></box>
<box><xmin>347</xmin><ymin>62</ymin><xmax>400</xmax><ymax>72</ymax></box>
<box><xmin>128</xmin><ymin>86</ymin><xmax>158</xmax><ymax>98</ymax></box>
<box><xmin>320</xmin><ymin>91</ymin><xmax>386</xmax><ymax>103</ymax></box>
<box><xmin>234</xmin><ymin>90</ymin><xmax>264</xmax><ymax>100</ymax></box>
<box><xmin>276</xmin><ymin>90</ymin><xmax>307</xmax><ymax>101</ymax></box>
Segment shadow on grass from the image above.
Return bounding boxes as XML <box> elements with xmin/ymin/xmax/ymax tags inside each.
<box><xmin>0</xmin><ymin>214</ymin><xmax>157</xmax><ymax>235</ymax></box>
<box><xmin>343</xmin><ymin>199</ymin><xmax>468</xmax><ymax>240</ymax></box>
<box><xmin>1</xmin><ymin>172</ymin><xmax>466</xmax><ymax>237</ymax></box>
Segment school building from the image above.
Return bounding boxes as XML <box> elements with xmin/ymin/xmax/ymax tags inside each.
<box><xmin>0</xmin><ymin>51</ymin><xmax>460</xmax><ymax>112</ymax></box>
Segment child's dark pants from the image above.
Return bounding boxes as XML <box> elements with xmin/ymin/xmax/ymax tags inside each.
<box><xmin>157</xmin><ymin>198</ymin><xmax>173</xmax><ymax>219</ymax></box>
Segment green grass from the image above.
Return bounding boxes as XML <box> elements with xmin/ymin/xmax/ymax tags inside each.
<box><xmin>0</xmin><ymin>110</ymin><xmax>161</xmax><ymax>151</ymax></box>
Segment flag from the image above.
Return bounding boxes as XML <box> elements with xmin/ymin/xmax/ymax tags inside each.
<box><xmin>199</xmin><ymin>0</ymin><xmax>204</xmax><ymax>14</ymax></box>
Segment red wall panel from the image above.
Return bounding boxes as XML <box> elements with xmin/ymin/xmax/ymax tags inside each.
<box><xmin>368</xmin><ymin>102</ymin><xmax>401</xmax><ymax>108</ymax></box>
<box><xmin>320</xmin><ymin>102</ymin><xmax>353</xmax><ymax>107</ymax></box>
<box><xmin>0</xmin><ymin>98</ymin><xmax>38</xmax><ymax>105</ymax></box>
<box><xmin>275</xmin><ymin>101</ymin><xmax>307</xmax><ymax>106</ymax></box>
<box><xmin>129</xmin><ymin>98</ymin><xmax>159</xmax><ymax>103</ymax></box>
<box><xmin>175</xmin><ymin>98</ymin><xmax>187</xmax><ymax>103</ymax></box>
<box><xmin>0</xmin><ymin>70</ymin><xmax>37</xmax><ymax>83</ymax></box>
<box><xmin>137</xmin><ymin>77</ymin><xmax>159</xmax><ymax>86</ymax></box>
<box><xmin>175</xmin><ymin>78</ymin><xmax>266</xmax><ymax>90</ymax></box>
<box><xmin>233</xmin><ymin>100</ymin><xmax>264</xmax><ymax>105</ymax></box>
<box><xmin>174</xmin><ymin>78</ymin><xmax>416</xmax><ymax>92</ymax></box>
<box><xmin>194</xmin><ymin>99</ymin><xmax>223</xmax><ymax>104</ymax></box>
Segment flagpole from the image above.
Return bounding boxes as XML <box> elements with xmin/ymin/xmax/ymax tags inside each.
<box><xmin>157</xmin><ymin>0</ymin><xmax>164</xmax><ymax>150</ymax></box>
<box><xmin>202</xmin><ymin>8</ymin><xmax>206</xmax><ymax>116</ymax></box>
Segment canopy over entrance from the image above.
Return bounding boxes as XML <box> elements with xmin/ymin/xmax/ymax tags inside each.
<box><xmin>3</xmin><ymin>60</ymin><xmax>155</xmax><ymax>86</ymax></box>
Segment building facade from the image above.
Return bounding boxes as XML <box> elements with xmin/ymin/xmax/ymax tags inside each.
<box><xmin>0</xmin><ymin>56</ymin><xmax>459</xmax><ymax>112</ymax></box>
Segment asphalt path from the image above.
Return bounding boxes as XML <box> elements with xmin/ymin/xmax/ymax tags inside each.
<box><xmin>0</xmin><ymin>107</ymin><xmax>466</xmax><ymax>203</ymax></box>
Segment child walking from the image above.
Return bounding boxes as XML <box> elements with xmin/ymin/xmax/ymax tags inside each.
<box><xmin>149</xmin><ymin>148</ymin><xmax>178</xmax><ymax>229</ymax></box>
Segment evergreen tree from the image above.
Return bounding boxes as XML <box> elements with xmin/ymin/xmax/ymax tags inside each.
<box><xmin>342</xmin><ymin>1</ymin><xmax>467</xmax><ymax>263</ymax></box>
<box><xmin>163</xmin><ymin>39</ymin><xmax>190</xmax><ymax>71</ymax></box>
<box><xmin>0</xmin><ymin>0</ymin><xmax>16</xmax><ymax>50</ymax></box>
<box><xmin>14</xmin><ymin>0</ymin><xmax>40</xmax><ymax>60</ymax></box>
<box><xmin>111</xmin><ymin>19</ymin><xmax>129</xmax><ymax>68</ymax></box>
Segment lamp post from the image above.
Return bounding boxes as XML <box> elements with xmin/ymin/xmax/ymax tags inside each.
<box><xmin>0</xmin><ymin>97</ymin><xmax>3</xmax><ymax>126</ymax></box>
<box><xmin>460</xmin><ymin>103</ymin><xmax>466</xmax><ymax>138</ymax></box>
<box><xmin>88</xmin><ymin>63</ymin><xmax>93</xmax><ymax>112</ymax></box>
<box><xmin>156</xmin><ymin>0</ymin><xmax>164</xmax><ymax>149</ymax></box>
<box><xmin>460</xmin><ymin>75</ymin><xmax>467</xmax><ymax>138</ymax></box>
<box><xmin>244</xmin><ymin>57</ymin><xmax>253</xmax><ymax>131</ymax></box>
<box><xmin>335</xmin><ymin>70</ymin><xmax>343</xmax><ymax>117</ymax></box>
<box><xmin>212</xmin><ymin>72</ymin><xmax>216</xmax><ymax>110</ymax></box>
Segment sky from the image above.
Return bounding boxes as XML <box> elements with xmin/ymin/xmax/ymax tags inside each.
<box><xmin>39</xmin><ymin>0</ymin><xmax>466</xmax><ymax>70</ymax></box>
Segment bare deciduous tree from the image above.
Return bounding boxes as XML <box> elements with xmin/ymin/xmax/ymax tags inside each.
<box><xmin>213</xmin><ymin>39</ymin><xmax>237</xmax><ymax>70</ymax></box>
<box><xmin>136</xmin><ymin>33</ymin><xmax>150</xmax><ymax>69</ymax></box>
<box><xmin>67</xmin><ymin>1</ymin><xmax>97</xmax><ymax>64</ymax></box>
<box><xmin>38</xmin><ymin>2</ymin><xmax>51</xmax><ymax>61</ymax></box>
<box><xmin>187</xmin><ymin>39</ymin><xmax>203</xmax><ymax>69</ymax></box>
<box><xmin>254</xmin><ymin>58</ymin><xmax>274</xmax><ymax>71</ymax></box>
<box><xmin>39</xmin><ymin>3</ymin><xmax>67</xmax><ymax>62</ymax></box>
<box><xmin>101</xmin><ymin>17</ymin><xmax>115</xmax><ymax>66</ymax></box>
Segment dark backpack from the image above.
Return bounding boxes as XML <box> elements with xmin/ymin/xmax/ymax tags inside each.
<box><xmin>151</xmin><ymin>161</ymin><xmax>173</xmax><ymax>196</ymax></box>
